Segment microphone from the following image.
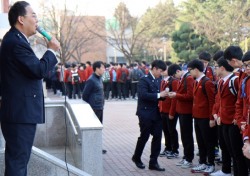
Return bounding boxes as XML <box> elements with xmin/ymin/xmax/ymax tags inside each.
<box><xmin>36</xmin><ymin>26</ymin><xmax>52</xmax><ymax>41</ymax></box>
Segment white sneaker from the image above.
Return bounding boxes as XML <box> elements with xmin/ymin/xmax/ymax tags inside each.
<box><xmin>176</xmin><ymin>159</ymin><xmax>185</xmax><ymax>166</ymax></box>
<box><xmin>181</xmin><ymin>160</ymin><xmax>192</xmax><ymax>168</ymax></box>
<box><xmin>191</xmin><ymin>164</ymin><xmax>207</xmax><ymax>173</ymax></box>
<box><xmin>204</xmin><ymin>165</ymin><xmax>215</xmax><ymax>174</ymax></box>
<box><xmin>210</xmin><ymin>170</ymin><xmax>231</xmax><ymax>176</ymax></box>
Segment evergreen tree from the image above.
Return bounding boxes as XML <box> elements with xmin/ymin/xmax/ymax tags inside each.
<box><xmin>171</xmin><ymin>23</ymin><xmax>220</xmax><ymax>62</ymax></box>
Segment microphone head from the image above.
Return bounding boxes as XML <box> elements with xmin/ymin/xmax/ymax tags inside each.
<box><xmin>36</xmin><ymin>26</ymin><xmax>52</xmax><ymax>41</ymax></box>
<box><xmin>36</xmin><ymin>26</ymin><xmax>43</xmax><ymax>33</ymax></box>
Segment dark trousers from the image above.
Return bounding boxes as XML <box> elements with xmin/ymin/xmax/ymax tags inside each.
<box><xmin>218</xmin><ymin>125</ymin><xmax>231</xmax><ymax>174</ymax></box>
<box><xmin>60</xmin><ymin>82</ymin><xmax>66</xmax><ymax>96</ymax></box>
<box><xmin>194</xmin><ymin>118</ymin><xmax>215</xmax><ymax>165</ymax></box>
<box><xmin>1</xmin><ymin>122</ymin><xmax>37</xmax><ymax>176</ymax></box>
<box><xmin>161</xmin><ymin>113</ymin><xmax>171</xmax><ymax>151</ymax></box>
<box><xmin>117</xmin><ymin>82</ymin><xmax>126</xmax><ymax>99</ymax></box>
<box><xmin>66</xmin><ymin>82</ymin><xmax>73</xmax><ymax>99</ymax></box>
<box><xmin>161</xmin><ymin>113</ymin><xmax>179</xmax><ymax>153</ymax></box>
<box><xmin>93</xmin><ymin>109</ymin><xmax>103</xmax><ymax>124</ymax></box>
<box><xmin>125</xmin><ymin>80</ymin><xmax>130</xmax><ymax>98</ymax></box>
<box><xmin>133</xmin><ymin>117</ymin><xmax>162</xmax><ymax>164</ymax></box>
<box><xmin>51</xmin><ymin>80</ymin><xmax>57</xmax><ymax>94</ymax></box>
<box><xmin>131</xmin><ymin>82</ymin><xmax>138</xmax><ymax>98</ymax></box>
<box><xmin>79</xmin><ymin>82</ymin><xmax>85</xmax><ymax>93</ymax></box>
<box><xmin>103</xmin><ymin>82</ymin><xmax>111</xmax><ymax>100</ymax></box>
<box><xmin>179</xmin><ymin>114</ymin><xmax>194</xmax><ymax>162</ymax></box>
<box><xmin>111</xmin><ymin>82</ymin><xmax>118</xmax><ymax>99</ymax></box>
<box><xmin>222</xmin><ymin>124</ymin><xmax>248</xmax><ymax>176</ymax></box>
<box><xmin>72</xmin><ymin>83</ymin><xmax>81</xmax><ymax>99</ymax></box>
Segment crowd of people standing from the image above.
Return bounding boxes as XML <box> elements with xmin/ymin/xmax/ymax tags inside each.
<box><xmin>45</xmin><ymin>60</ymin><xmax>148</xmax><ymax>100</ymax></box>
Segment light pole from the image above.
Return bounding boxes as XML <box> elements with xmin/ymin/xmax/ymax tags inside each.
<box><xmin>161</xmin><ymin>34</ymin><xmax>168</xmax><ymax>61</ymax></box>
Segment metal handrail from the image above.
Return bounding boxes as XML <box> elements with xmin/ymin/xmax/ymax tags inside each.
<box><xmin>65</xmin><ymin>107</ymin><xmax>78</xmax><ymax>136</ymax></box>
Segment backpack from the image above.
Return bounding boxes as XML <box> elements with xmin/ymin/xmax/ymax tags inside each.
<box><xmin>241</xmin><ymin>75</ymin><xmax>250</xmax><ymax>98</ymax></box>
<box><xmin>200</xmin><ymin>76</ymin><xmax>210</xmax><ymax>96</ymax></box>
<box><xmin>102</xmin><ymin>70</ymin><xmax>110</xmax><ymax>83</ymax></box>
<box><xmin>203</xmin><ymin>74</ymin><xmax>238</xmax><ymax>96</ymax></box>
<box><xmin>120</xmin><ymin>70</ymin><xmax>127</xmax><ymax>82</ymax></box>
<box><xmin>228</xmin><ymin>74</ymin><xmax>238</xmax><ymax>96</ymax></box>
<box><xmin>72</xmin><ymin>72</ymin><xmax>80</xmax><ymax>83</ymax></box>
<box><xmin>132</xmin><ymin>69</ymin><xmax>142</xmax><ymax>81</ymax></box>
<box><xmin>205</xmin><ymin>66</ymin><xmax>216</xmax><ymax>82</ymax></box>
<box><xmin>183</xmin><ymin>72</ymin><xmax>191</xmax><ymax>91</ymax></box>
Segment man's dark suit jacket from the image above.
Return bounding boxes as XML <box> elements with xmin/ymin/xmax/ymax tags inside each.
<box><xmin>136</xmin><ymin>72</ymin><xmax>161</xmax><ymax>120</ymax></box>
<box><xmin>0</xmin><ymin>27</ymin><xmax>58</xmax><ymax>123</ymax></box>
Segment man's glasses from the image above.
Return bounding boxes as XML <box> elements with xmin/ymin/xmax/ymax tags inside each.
<box><xmin>243</xmin><ymin>64</ymin><xmax>250</xmax><ymax>69</ymax></box>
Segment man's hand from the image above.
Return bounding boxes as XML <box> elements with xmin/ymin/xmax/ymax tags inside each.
<box><xmin>242</xmin><ymin>141</ymin><xmax>250</xmax><ymax>159</ymax></box>
<box><xmin>213</xmin><ymin>114</ymin><xmax>218</xmax><ymax>121</ymax></box>
<box><xmin>232</xmin><ymin>119</ymin><xmax>237</xmax><ymax>125</ymax></box>
<box><xmin>159</xmin><ymin>90</ymin><xmax>169</xmax><ymax>98</ymax></box>
<box><xmin>168</xmin><ymin>92</ymin><xmax>176</xmax><ymax>98</ymax></box>
<box><xmin>169</xmin><ymin>115</ymin><xmax>174</xmax><ymax>120</ymax></box>
<box><xmin>209</xmin><ymin>120</ymin><xmax>216</xmax><ymax>128</ymax></box>
<box><xmin>216</xmin><ymin>117</ymin><xmax>221</xmax><ymax>125</ymax></box>
<box><xmin>241</xmin><ymin>121</ymin><xmax>247</xmax><ymax>131</ymax></box>
<box><xmin>47</xmin><ymin>37</ymin><xmax>60</xmax><ymax>52</ymax></box>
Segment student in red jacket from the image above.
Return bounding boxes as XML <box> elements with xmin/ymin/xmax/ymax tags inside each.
<box><xmin>159</xmin><ymin>61</ymin><xmax>179</xmax><ymax>159</ymax></box>
<box><xmin>211</xmin><ymin>57</ymin><xmax>248</xmax><ymax>176</ymax></box>
<box><xmin>224</xmin><ymin>46</ymin><xmax>246</xmax><ymax>83</ymax></box>
<box><xmin>199</xmin><ymin>51</ymin><xmax>217</xmax><ymax>82</ymax></box>
<box><xmin>85</xmin><ymin>61</ymin><xmax>93</xmax><ymax>80</ymax></box>
<box><xmin>168</xmin><ymin>64</ymin><xmax>194</xmax><ymax>169</ymax></box>
<box><xmin>238</xmin><ymin>52</ymin><xmax>250</xmax><ymax>163</ymax></box>
<box><xmin>187</xmin><ymin>59</ymin><xmax>216</xmax><ymax>174</ymax></box>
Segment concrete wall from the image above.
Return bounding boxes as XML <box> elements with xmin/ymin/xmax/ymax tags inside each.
<box><xmin>0</xmin><ymin>147</ymin><xmax>90</xmax><ymax>176</ymax></box>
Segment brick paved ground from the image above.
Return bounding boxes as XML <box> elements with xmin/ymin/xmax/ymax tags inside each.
<box><xmin>102</xmin><ymin>99</ymin><xmax>221</xmax><ymax>176</ymax></box>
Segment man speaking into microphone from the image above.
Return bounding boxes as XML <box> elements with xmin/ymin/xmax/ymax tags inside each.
<box><xmin>0</xmin><ymin>1</ymin><xmax>60</xmax><ymax>175</ymax></box>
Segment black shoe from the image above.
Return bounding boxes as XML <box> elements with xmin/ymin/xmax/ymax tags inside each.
<box><xmin>132</xmin><ymin>156</ymin><xmax>145</xmax><ymax>169</ymax></box>
<box><xmin>102</xmin><ymin>150</ymin><xmax>107</xmax><ymax>154</ymax></box>
<box><xmin>149</xmin><ymin>163</ymin><xmax>165</xmax><ymax>171</ymax></box>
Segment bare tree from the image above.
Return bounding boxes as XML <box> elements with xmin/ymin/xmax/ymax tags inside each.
<box><xmin>86</xmin><ymin>2</ymin><xmax>158</xmax><ymax>64</ymax></box>
<box><xmin>38</xmin><ymin>1</ymin><xmax>95</xmax><ymax>64</ymax></box>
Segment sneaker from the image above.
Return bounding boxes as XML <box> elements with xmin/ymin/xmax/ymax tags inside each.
<box><xmin>191</xmin><ymin>164</ymin><xmax>207</xmax><ymax>173</ymax></box>
<box><xmin>167</xmin><ymin>151</ymin><xmax>179</xmax><ymax>159</ymax></box>
<box><xmin>204</xmin><ymin>165</ymin><xmax>215</xmax><ymax>174</ymax></box>
<box><xmin>214</xmin><ymin>147</ymin><xmax>219</xmax><ymax>155</ymax></box>
<box><xmin>176</xmin><ymin>159</ymin><xmax>185</xmax><ymax>166</ymax></box>
<box><xmin>181</xmin><ymin>160</ymin><xmax>192</xmax><ymax>169</ymax></box>
<box><xmin>159</xmin><ymin>150</ymin><xmax>171</xmax><ymax>157</ymax></box>
<box><xmin>210</xmin><ymin>170</ymin><xmax>231</xmax><ymax>176</ymax></box>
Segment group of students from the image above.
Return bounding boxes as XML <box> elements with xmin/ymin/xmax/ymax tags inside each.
<box><xmin>47</xmin><ymin>61</ymin><xmax>149</xmax><ymax>100</ymax></box>
<box><xmin>158</xmin><ymin>45</ymin><xmax>250</xmax><ymax>176</ymax></box>
<box><xmin>45</xmin><ymin>61</ymin><xmax>93</xmax><ymax>99</ymax></box>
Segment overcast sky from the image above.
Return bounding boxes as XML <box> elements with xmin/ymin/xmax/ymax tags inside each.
<box><xmin>26</xmin><ymin>0</ymin><xmax>184</xmax><ymax>19</ymax></box>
